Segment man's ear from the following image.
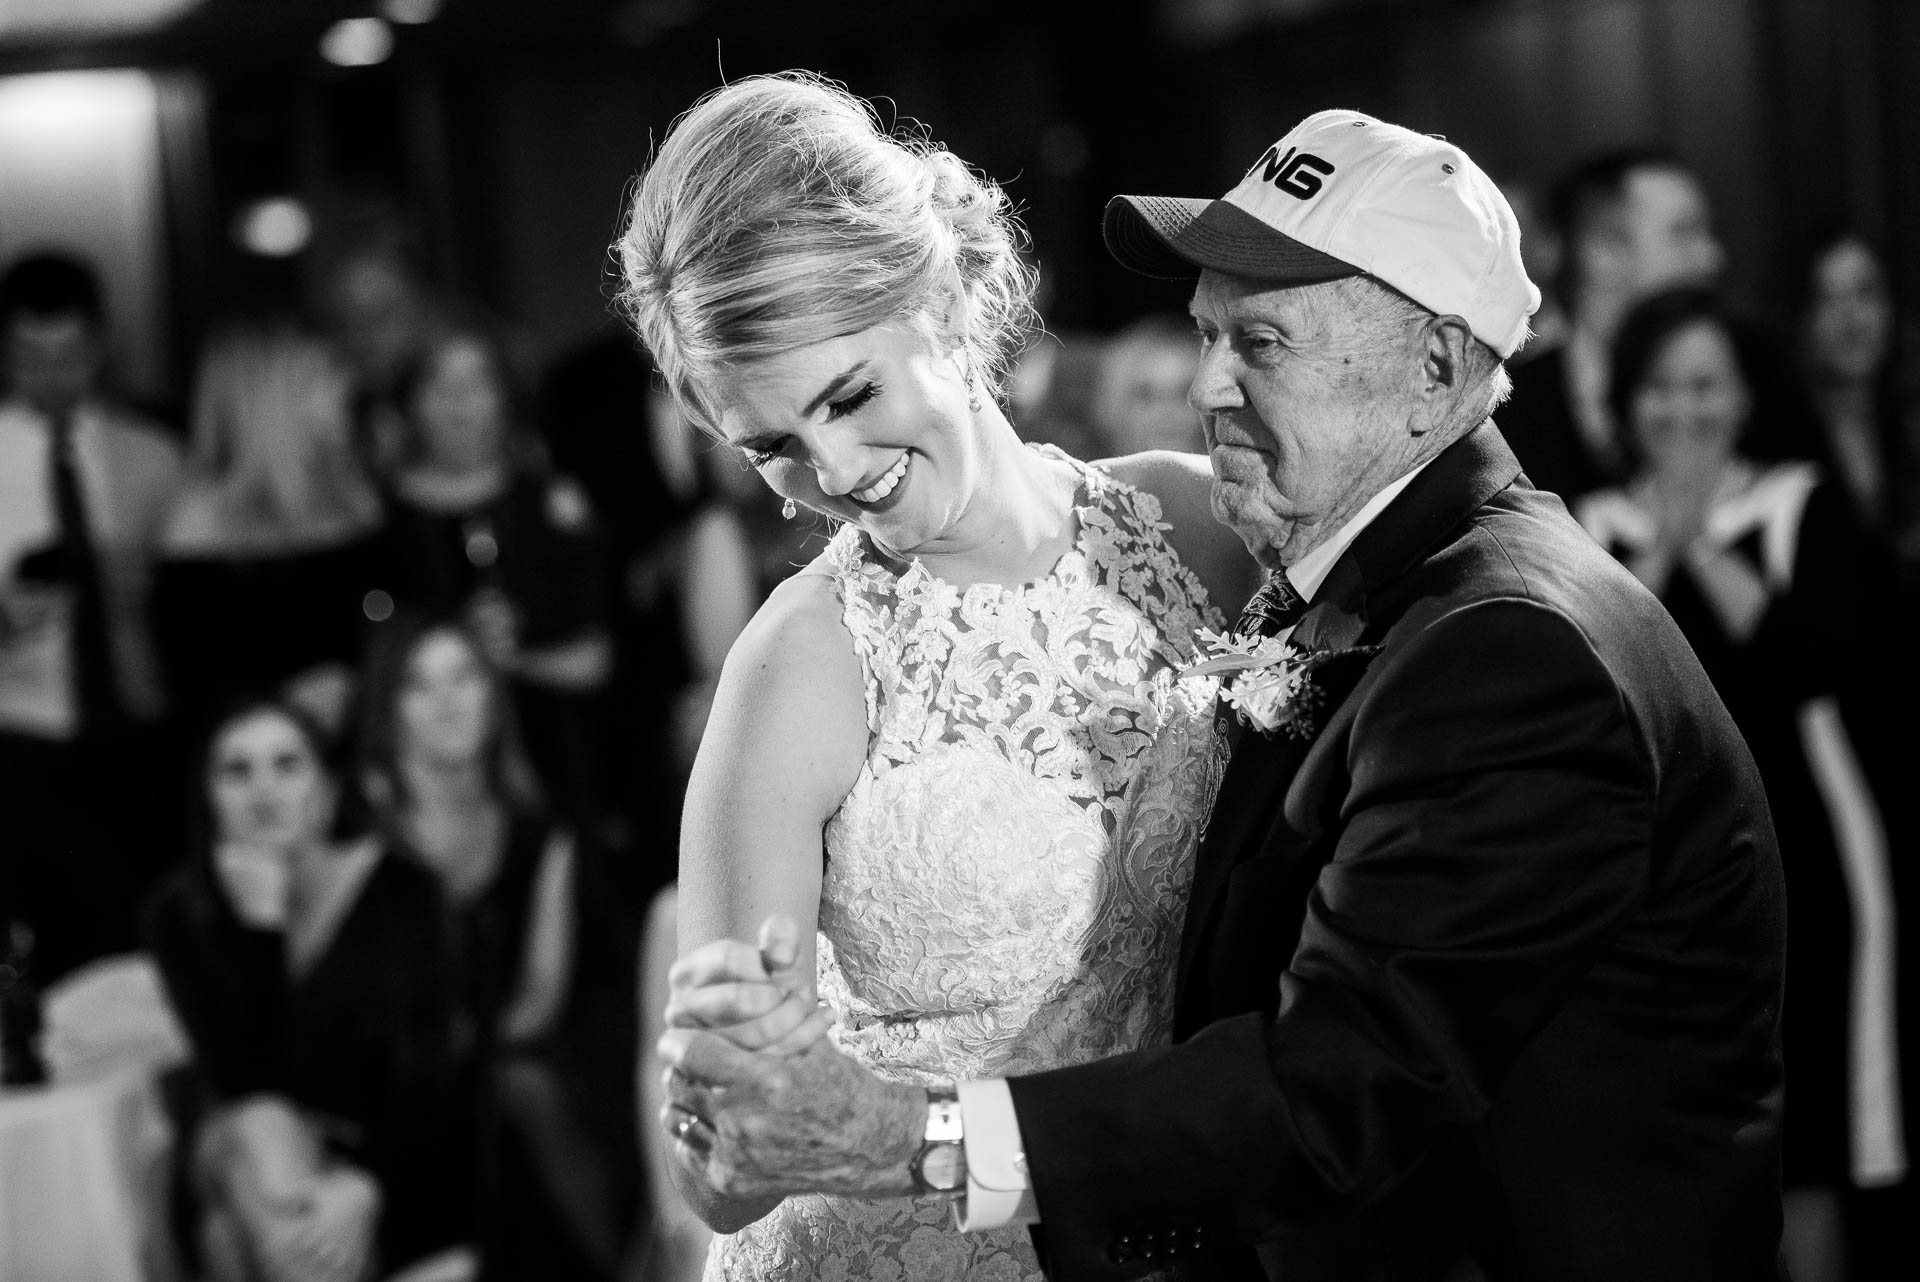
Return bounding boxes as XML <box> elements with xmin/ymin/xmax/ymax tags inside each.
<box><xmin>1410</xmin><ymin>314</ymin><xmax>1473</xmax><ymax>435</ymax></box>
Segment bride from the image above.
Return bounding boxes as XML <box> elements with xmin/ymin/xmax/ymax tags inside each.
<box><xmin>615</xmin><ymin>71</ymin><xmax>1255</xmax><ymax>1280</ymax></box>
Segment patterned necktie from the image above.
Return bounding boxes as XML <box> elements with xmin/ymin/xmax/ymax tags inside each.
<box><xmin>47</xmin><ymin>409</ymin><xmax>123</xmax><ymax>733</ymax></box>
<box><xmin>1235</xmin><ymin>570</ymin><xmax>1308</xmax><ymax>638</ymax></box>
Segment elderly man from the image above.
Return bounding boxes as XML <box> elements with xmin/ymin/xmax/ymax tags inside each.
<box><xmin>660</xmin><ymin>110</ymin><xmax>1787</xmax><ymax>1281</ymax></box>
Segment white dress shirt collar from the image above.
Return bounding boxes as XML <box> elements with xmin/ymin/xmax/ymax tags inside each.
<box><xmin>1285</xmin><ymin>457</ymin><xmax>1435</xmax><ymax>603</ymax></box>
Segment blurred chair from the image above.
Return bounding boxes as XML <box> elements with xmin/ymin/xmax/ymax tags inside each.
<box><xmin>39</xmin><ymin>951</ymin><xmax>190</xmax><ymax>1085</ymax></box>
<box><xmin>1</xmin><ymin>955</ymin><xmax>186</xmax><ymax>1282</ymax></box>
<box><xmin>384</xmin><ymin>1246</ymin><xmax>479</xmax><ymax>1282</ymax></box>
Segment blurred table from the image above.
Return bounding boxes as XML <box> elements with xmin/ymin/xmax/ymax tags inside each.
<box><xmin>0</xmin><ymin>1068</ymin><xmax>177</xmax><ymax>1282</ymax></box>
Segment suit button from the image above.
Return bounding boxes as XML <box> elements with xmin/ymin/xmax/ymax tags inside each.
<box><xmin>1107</xmin><ymin>1238</ymin><xmax>1133</xmax><ymax>1265</ymax></box>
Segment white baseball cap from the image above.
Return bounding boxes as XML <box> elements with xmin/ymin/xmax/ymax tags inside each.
<box><xmin>1104</xmin><ymin>108</ymin><xmax>1541</xmax><ymax>358</ymax></box>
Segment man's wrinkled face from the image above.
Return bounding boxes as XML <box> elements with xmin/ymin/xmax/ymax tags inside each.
<box><xmin>1188</xmin><ymin>271</ymin><xmax>1422</xmax><ymax>569</ymax></box>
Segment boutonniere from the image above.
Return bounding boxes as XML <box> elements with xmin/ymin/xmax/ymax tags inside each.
<box><xmin>1184</xmin><ymin>628</ymin><xmax>1381</xmax><ymax>739</ymax></box>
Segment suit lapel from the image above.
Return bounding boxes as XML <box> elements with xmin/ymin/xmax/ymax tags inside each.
<box><xmin>1175</xmin><ymin>424</ymin><xmax>1526</xmax><ymax>1021</ymax></box>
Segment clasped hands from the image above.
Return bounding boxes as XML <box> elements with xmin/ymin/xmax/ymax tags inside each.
<box><xmin>659</xmin><ymin>915</ymin><xmax>927</xmax><ymax>1202</ymax></box>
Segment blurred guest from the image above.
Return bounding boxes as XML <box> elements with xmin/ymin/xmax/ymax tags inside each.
<box><xmin>152</xmin><ymin>316</ymin><xmax>390</xmax><ymax>745</ymax></box>
<box><xmin>1792</xmin><ymin>225</ymin><xmax>1920</xmax><ymax>1282</ymax></box>
<box><xmin>1087</xmin><ymin>311</ymin><xmax>1203</xmax><ymax>456</ymax></box>
<box><xmin>1792</xmin><ymin>228</ymin><xmax>1920</xmax><ymax>566</ymax></box>
<box><xmin>356</xmin><ymin>607</ymin><xmax>640</xmax><ymax>1282</ymax></box>
<box><xmin>312</xmin><ymin>239</ymin><xmax>441</xmax><ymax>484</ymax></box>
<box><xmin>378</xmin><ymin>312</ymin><xmax>616</xmax><ymax>830</ymax></box>
<box><xmin>1003</xmin><ymin>253</ymin><xmax>1105</xmax><ymax>463</ymax></box>
<box><xmin>536</xmin><ymin>332</ymin><xmax>710</xmax><ymax>888</ymax></box>
<box><xmin>666</xmin><ymin>442</ymin><xmax>820</xmax><ymax>780</ymax></box>
<box><xmin>1495</xmin><ymin>146</ymin><xmax>1829</xmax><ymax>505</ymax></box>
<box><xmin>145</xmin><ymin>697</ymin><xmax>472</xmax><ymax>1281</ymax></box>
<box><xmin>1575</xmin><ymin>287</ymin><xmax>1907</xmax><ymax>1282</ymax></box>
<box><xmin>0</xmin><ymin>249</ymin><xmax>182</xmax><ymax>982</ymax></box>
<box><xmin>1006</xmin><ymin>329</ymin><xmax>1108</xmax><ymax>462</ymax></box>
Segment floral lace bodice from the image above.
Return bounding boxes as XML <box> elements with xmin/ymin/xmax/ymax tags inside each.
<box><xmin>705</xmin><ymin>448</ymin><xmax>1226</xmax><ymax>1282</ymax></box>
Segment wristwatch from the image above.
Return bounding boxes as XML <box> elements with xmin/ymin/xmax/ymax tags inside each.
<box><xmin>908</xmin><ymin>1084</ymin><xmax>967</xmax><ymax>1198</ymax></box>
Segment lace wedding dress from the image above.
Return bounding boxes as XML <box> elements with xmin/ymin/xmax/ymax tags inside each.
<box><xmin>703</xmin><ymin>449</ymin><xmax>1227</xmax><ymax>1282</ymax></box>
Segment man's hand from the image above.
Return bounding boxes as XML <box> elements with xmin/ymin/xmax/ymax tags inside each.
<box><xmin>659</xmin><ymin>1025</ymin><xmax>925</xmax><ymax>1200</ymax></box>
<box><xmin>659</xmin><ymin>915</ymin><xmax>923</xmax><ymax>1203</ymax></box>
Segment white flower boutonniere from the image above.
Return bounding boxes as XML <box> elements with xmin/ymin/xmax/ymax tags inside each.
<box><xmin>1185</xmin><ymin>627</ymin><xmax>1380</xmax><ymax>738</ymax></box>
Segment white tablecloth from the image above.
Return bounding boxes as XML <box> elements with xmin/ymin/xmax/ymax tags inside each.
<box><xmin>0</xmin><ymin>1069</ymin><xmax>177</xmax><ymax>1282</ymax></box>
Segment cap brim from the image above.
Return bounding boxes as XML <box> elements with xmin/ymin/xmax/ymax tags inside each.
<box><xmin>1103</xmin><ymin>194</ymin><xmax>1362</xmax><ymax>284</ymax></box>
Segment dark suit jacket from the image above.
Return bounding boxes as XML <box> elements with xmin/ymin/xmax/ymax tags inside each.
<box><xmin>1008</xmin><ymin>425</ymin><xmax>1786</xmax><ymax>1282</ymax></box>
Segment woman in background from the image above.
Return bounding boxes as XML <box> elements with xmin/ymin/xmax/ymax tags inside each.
<box><xmin>1791</xmin><ymin>225</ymin><xmax>1920</xmax><ymax>1282</ymax></box>
<box><xmin>144</xmin><ymin>697</ymin><xmax>471</xmax><ymax>1281</ymax></box>
<box><xmin>153</xmin><ymin>317</ymin><xmax>389</xmax><ymax>744</ymax></box>
<box><xmin>378</xmin><ymin>313</ymin><xmax>615</xmax><ymax>832</ymax></box>
<box><xmin>356</xmin><ymin>607</ymin><xmax>640</xmax><ymax>1282</ymax></box>
<box><xmin>1792</xmin><ymin>228</ymin><xmax>1920</xmax><ymax>566</ymax></box>
<box><xmin>1575</xmin><ymin>286</ymin><xmax>1907</xmax><ymax>1282</ymax></box>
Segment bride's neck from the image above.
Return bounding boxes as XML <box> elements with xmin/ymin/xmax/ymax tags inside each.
<box><xmin>907</xmin><ymin>414</ymin><xmax>1076</xmax><ymax>588</ymax></box>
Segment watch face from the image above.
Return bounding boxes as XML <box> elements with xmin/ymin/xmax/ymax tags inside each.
<box><xmin>918</xmin><ymin>1142</ymin><xmax>965</xmax><ymax>1191</ymax></box>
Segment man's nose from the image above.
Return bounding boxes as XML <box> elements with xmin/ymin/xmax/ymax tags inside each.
<box><xmin>1189</xmin><ymin>343</ymin><xmax>1243</xmax><ymax>416</ymax></box>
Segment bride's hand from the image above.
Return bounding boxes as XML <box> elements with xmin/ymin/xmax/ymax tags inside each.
<box><xmin>665</xmin><ymin>915</ymin><xmax>835</xmax><ymax>1057</ymax></box>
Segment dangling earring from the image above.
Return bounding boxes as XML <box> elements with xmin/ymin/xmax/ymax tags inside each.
<box><xmin>960</xmin><ymin>351</ymin><xmax>983</xmax><ymax>413</ymax></box>
<box><xmin>782</xmin><ymin>497</ymin><xmax>798</xmax><ymax>520</ymax></box>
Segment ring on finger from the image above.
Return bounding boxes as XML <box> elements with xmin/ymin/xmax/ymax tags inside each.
<box><xmin>671</xmin><ymin>1110</ymin><xmax>713</xmax><ymax>1145</ymax></box>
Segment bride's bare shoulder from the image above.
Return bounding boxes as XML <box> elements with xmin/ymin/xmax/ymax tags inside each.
<box><xmin>726</xmin><ymin>565</ymin><xmax>857</xmax><ymax>686</ymax></box>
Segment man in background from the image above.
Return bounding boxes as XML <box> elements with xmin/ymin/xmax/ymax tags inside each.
<box><xmin>1496</xmin><ymin>146</ymin><xmax>1727</xmax><ymax>502</ymax></box>
<box><xmin>0</xmin><ymin>250</ymin><xmax>181</xmax><ymax>988</ymax></box>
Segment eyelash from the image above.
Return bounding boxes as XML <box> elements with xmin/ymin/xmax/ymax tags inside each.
<box><xmin>738</xmin><ymin>382</ymin><xmax>882</xmax><ymax>468</ymax></box>
<box><xmin>827</xmin><ymin>381</ymin><xmax>880</xmax><ymax>420</ymax></box>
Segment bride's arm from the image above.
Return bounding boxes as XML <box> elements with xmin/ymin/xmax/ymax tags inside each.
<box><xmin>668</xmin><ymin>568</ymin><xmax>869</xmax><ymax>1233</ymax></box>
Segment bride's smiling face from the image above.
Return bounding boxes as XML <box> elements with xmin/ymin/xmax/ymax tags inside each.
<box><xmin>710</xmin><ymin>323</ymin><xmax>986</xmax><ymax>560</ymax></box>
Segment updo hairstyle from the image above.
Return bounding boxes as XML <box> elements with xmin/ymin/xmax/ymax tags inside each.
<box><xmin>615</xmin><ymin>71</ymin><xmax>1039</xmax><ymax>434</ymax></box>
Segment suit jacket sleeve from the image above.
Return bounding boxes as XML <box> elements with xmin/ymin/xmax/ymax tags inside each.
<box><xmin>1006</xmin><ymin>598</ymin><xmax>1653</xmax><ymax>1279</ymax></box>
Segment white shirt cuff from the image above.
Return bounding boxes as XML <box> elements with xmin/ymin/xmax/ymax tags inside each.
<box><xmin>952</xmin><ymin>1078</ymin><xmax>1039</xmax><ymax>1230</ymax></box>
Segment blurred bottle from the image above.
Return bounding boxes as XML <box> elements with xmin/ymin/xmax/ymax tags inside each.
<box><xmin>0</xmin><ymin>919</ymin><xmax>47</xmax><ymax>1086</ymax></box>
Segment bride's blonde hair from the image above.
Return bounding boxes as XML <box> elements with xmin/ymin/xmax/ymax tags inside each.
<box><xmin>615</xmin><ymin>71</ymin><xmax>1039</xmax><ymax>436</ymax></box>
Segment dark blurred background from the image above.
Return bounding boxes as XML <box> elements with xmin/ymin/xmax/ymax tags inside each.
<box><xmin>0</xmin><ymin>0</ymin><xmax>1912</xmax><ymax>407</ymax></box>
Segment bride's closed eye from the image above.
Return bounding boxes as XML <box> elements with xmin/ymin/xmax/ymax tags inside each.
<box><xmin>736</xmin><ymin>383</ymin><xmax>881</xmax><ymax>468</ymax></box>
<box><xmin>740</xmin><ymin>441</ymin><xmax>784</xmax><ymax>468</ymax></box>
<box><xmin>826</xmin><ymin>381</ymin><xmax>880</xmax><ymax>420</ymax></box>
